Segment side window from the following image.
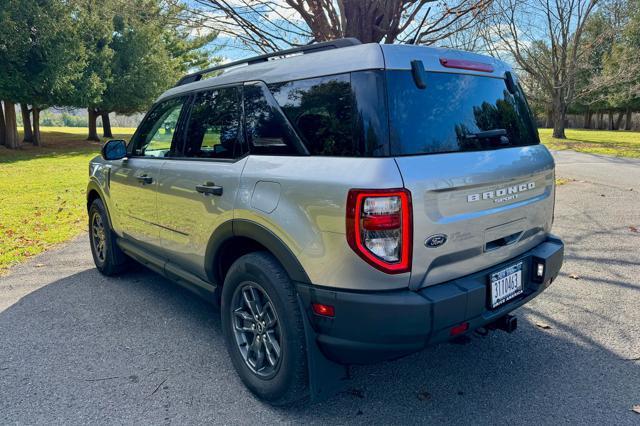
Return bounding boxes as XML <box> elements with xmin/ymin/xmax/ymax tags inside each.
<box><xmin>183</xmin><ymin>87</ymin><xmax>243</xmax><ymax>159</ymax></box>
<box><xmin>131</xmin><ymin>97</ymin><xmax>185</xmax><ymax>157</ymax></box>
<box><xmin>244</xmin><ymin>83</ymin><xmax>300</xmax><ymax>155</ymax></box>
<box><xmin>269</xmin><ymin>74</ymin><xmax>355</xmax><ymax>156</ymax></box>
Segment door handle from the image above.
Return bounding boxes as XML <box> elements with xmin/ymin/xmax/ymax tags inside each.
<box><xmin>136</xmin><ymin>174</ymin><xmax>153</xmax><ymax>185</ymax></box>
<box><xmin>196</xmin><ymin>182</ymin><xmax>223</xmax><ymax>196</ymax></box>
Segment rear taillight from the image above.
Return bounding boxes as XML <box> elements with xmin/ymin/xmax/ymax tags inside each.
<box><xmin>346</xmin><ymin>189</ymin><xmax>412</xmax><ymax>274</ymax></box>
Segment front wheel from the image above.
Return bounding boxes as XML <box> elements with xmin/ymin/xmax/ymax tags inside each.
<box><xmin>88</xmin><ymin>198</ymin><xmax>129</xmax><ymax>275</ymax></box>
<box><xmin>221</xmin><ymin>252</ymin><xmax>308</xmax><ymax>405</ymax></box>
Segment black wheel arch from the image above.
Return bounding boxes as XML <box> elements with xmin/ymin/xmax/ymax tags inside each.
<box><xmin>206</xmin><ymin>219</ymin><xmax>311</xmax><ymax>286</ymax></box>
<box><xmin>86</xmin><ymin>182</ymin><xmax>114</xmax><ymax>230</ymax></box>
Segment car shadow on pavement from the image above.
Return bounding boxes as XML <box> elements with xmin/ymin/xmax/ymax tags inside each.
<box><xmin>1</xmin><ymin>266</ymin><xmax>639</xmax><ymax>424</ymax></box>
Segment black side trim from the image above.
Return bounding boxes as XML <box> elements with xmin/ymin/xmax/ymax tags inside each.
<box><xmin>205</xmin><ymin>219</ymin><xmax>311</xmax><ymax>285</ymax></box>
<box><xmin>118</xmin><ymin>238</ymin><xmax>217</xmax><ymax>301</ymax></box>
<box><xmin>204</xmin><ymin>221</ymin><xmax>235</xmax><ymax>283</ymax></box>
<box><xmin>86</xmin><ymin>182</ymin><xmax>114</xmax><ymax>230</ymax></box>
<box><xmin>233</xmin><ymin>220</ymin><xmax>311</xmax><ymax>284</ymax></box>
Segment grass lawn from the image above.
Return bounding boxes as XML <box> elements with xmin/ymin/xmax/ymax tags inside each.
<box><xmin>0</xmin><ymin>127</ymin><xmax>134</xmax><ymax>274</ymax></box>
<box><xmin>539</xmin><ymin>128</ymin><xmax>640</xmax><ymax>158</ymax></box>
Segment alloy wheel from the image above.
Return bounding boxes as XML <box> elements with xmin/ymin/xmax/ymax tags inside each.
<box><xmin>91</xmin><ymin>212</ymin><xmax>106</xmax><ymax>263</ymax></box>
<box><xmin>231</xmin><ymin>282</ymin><xmax>283</xmax><ymax>378</ymax></box>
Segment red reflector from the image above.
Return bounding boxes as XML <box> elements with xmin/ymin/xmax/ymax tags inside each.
<box><xmin>312</xmin><ymin>303</ymin><xmax>335</xmax><ymax>317</ymax></box>
<box><xmin>362</xmin><ymin>213</ymin><xmax>401</xmax><ymax>230</ymax></box>
<box><xmin>450</xmin><ymin>322</ymin><xmax>469</xmax><ymax>336</ymax></box>
<box><xmin>440</xmin><ymin>58</ymin><xmax>494</xmax><ymax>73</ymax></box>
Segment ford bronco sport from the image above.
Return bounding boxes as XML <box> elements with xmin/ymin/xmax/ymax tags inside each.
<box><xmin>87</xmin><ymin>38</ymin><xmax>564</xmax><ymax>405</ymax></box>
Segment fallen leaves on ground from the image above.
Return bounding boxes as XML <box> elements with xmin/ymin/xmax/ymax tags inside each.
<box><xmin>535</xmin><ymin>322</ymin><xmax>552</xmax><ymax>330</ymax></box>
<box><xmin>569</xmin><ymin>273</ymin><xmax>580</xmax><ymax>279</ymax></box>
<box><xmin>630</xmin><ymin>226</ymin><xmax>639</xmax><ymax>233</ymax></box>
<box><xmin>631</xmin><ymin>405</ymin><xmax>640</xmax><ymax>414</ymax></box>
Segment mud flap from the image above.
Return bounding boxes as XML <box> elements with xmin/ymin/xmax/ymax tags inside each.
<box><xmin>297</xmin><ymin>296</ymin><xmax>348</xmax><ymax>402</ymax></box>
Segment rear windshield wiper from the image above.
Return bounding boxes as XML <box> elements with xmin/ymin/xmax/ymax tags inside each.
<box><xmin>464</xmin><ymin>129</ymin><xmax>507</xmax><ymax>139</ymax></box>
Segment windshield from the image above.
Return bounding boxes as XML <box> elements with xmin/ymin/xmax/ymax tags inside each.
<box><xmin>386</xmin><ymin>70</ymin><xmax>539</xmax><ymax>156</ymax></box>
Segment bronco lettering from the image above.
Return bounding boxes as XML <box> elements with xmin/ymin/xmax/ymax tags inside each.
<box><xmin>468</xmin><ymin>182</ymin><xmax>535</xmax><ymax>203</ymax></box>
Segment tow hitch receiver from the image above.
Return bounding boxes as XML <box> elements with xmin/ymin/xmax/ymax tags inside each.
<box><xmin>489</xmin><ymin>314</ymin><xmax>518</xmax><ymax>333</ymax></box>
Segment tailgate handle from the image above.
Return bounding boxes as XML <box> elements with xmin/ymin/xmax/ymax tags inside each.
<box><xmin>486</xmin><ymin>231</ymin><xmax>522</xmax><ymax>251</ymax></box>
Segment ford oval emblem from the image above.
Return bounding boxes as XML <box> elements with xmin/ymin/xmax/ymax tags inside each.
<box><xmin>425</xmin><ymin>234</ymin><xmax>447</xmax><ymax>248</ymax></box>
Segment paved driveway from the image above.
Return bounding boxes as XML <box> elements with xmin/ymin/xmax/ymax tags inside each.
<box><xmin>1</xmin><ymin>151</ymin><xmax>639</xmax><ymax>424</ymax></box>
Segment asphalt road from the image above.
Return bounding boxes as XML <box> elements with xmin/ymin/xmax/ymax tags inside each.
<box><xmin>1</xmin><ymin>150</ymin><xmax>639</xmax><ymax>425</ymax></box>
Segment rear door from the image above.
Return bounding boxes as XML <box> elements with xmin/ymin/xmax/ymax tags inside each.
<box><xmin>385</xmin><ymin>68</ymin><xmax>555</xmax><ymax>289</ymax></box>
<box><xmin>109</xmin><ymin>96</ymin><xmax>186</xmax><ymax>247</ymax></box>
<box><xmin>156</xmin><ymin>86</ymin><xmax>247</xmax><ymax>280</ymax></box>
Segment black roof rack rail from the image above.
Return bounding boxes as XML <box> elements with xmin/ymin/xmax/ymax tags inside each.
<box><xmin>175</xmin><ymin>38</ymin><xmax>362</xmax><ymax>87</ymax></box>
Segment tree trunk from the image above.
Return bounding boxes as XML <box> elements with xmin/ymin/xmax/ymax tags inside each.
<box><xmin>4</xmin><ymin>101</ymin><xmax>20</xmax><ymax>149</ymax></box>
<box><xmin>607</xmin><ymin>111</ymin><xmax>614</xmax><ymax>130</ymax></box>
<box><xmin>20</xmin><ymin>104</ymin><xmax>33</xmax><ymax>143</ymax></box>
<box><xmin>615</xmin><ymin>112</ymin><xmax>624</xmax><ymax>130</ymax></box>
<box><xmin>101</xmin><ymin>111</ymin><xmax>113</xmax><ymax>138</ymax></box>
<box><xmin>584</xmin><ymin>111</ymin><xmax>592</xmax><ymax>129</ymax></box>
<box><xmin>32</xmin><ymin>107</ymin><xmax>42</xmax><ymax>146</ymax></box>
<box><xmin>0</xmin><ymin>101</ymin><xmax>6</xmax><ymax>146</ymax></box>
<box><xmin>87</xmin><ymin>108</ymin><xmax>100</xmax><ymax>141</ymax></box>
<box><xmin>551</xmin><ymin>97</ymin><xmax>566</xmax><ymax>139</ymax></box>
<box><xmin>544</xmin><ymin>109</ymin><xmax>553</xmax><ymax>128</ymax></box>
<box><xmin>597</xmin><ymin>111</ymin><xmax>604</xmax><ymax>129</ymax></box>
<box><xmin>625</xmin><ymin>108</ymin><xmax>632</xmax><ymax>131</ymax></box>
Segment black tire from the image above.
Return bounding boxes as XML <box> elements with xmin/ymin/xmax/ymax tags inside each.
<box><xmin>88</xmin><ymin>198</ymin><xmax>129</xmax><ymax>276</ymax></box>
<box><xmin>221</xmin><ymin>252</ymin><xmax>308</xmax><ymax>405</ymax></box>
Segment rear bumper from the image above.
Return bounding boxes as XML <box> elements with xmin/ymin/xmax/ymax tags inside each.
<box><xmin>296</xmin><ymin>235</ymin><xmax>564</xmax><ymax>364</ymax></box>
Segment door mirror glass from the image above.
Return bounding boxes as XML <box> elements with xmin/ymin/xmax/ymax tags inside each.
<box><xmin>101</xmin><ymin>139</ymin><xmax>127</xmax><ymax>160</ymax></box>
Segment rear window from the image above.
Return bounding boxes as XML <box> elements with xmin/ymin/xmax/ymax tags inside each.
<box><xmin>386</xmin><ymin>71</ymin><xmax>539</xmax><ymax>156</ymax></box>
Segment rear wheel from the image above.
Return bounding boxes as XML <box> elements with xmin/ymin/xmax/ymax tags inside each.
<box><xmin>88</xmin><ymin>198</ymin><xmax>129</xmax><ymax>275</ymax></box>
<box><xmin>221</xmin><ymin>252</ymin><xmax>308</xmax><ymax>405</ymax></box>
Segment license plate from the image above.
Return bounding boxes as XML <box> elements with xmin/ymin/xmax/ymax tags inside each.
<box><xmin>490</xmin><ymin>262</ymin><xmax>523</xmax><ymax>308</ymax></box>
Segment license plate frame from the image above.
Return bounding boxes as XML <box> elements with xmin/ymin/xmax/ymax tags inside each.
<box><xmin>489</xmin><ymin>261</ymin><xmax>524</xmax><ymax>309</ymax></box>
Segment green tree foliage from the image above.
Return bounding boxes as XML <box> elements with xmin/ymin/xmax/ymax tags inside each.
<box><xmin>80</xmin><ymin>0</ymin><xmax>218</xmax><ymax>140</ymax></box>
<box><xmin>0</xmin><ymin>0</ymin><xmax>86</xmax><ymax>147</ymax></box>
<box><xmin>599</xmin><ymin>0</ymin><xmax>640</xmax><ymax>128</ymax></box>
<box><xmin>566</xmin><ymin>0</ymin><xmax>640</xmax><ymax>129</ymax></box>
<box><xmin>0</xmin><ymin>0</ymin><xmax>218</xmax><ymax>146</ymax></box>
<box><xmin>515</xmin><ymin>0</ymin><xmax>639</xmax><ymax>131</ymax></box>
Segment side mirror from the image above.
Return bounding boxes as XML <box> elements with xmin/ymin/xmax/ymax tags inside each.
<box><xmin>101</xmin><ymin>139</ymin><xmax>127</xmax><ymax>160</ymax></box>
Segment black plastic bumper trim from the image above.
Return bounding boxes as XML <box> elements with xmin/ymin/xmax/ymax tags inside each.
<box><xmin>296</xmin><ymin>236</ymin><xmax>564</xmax><ymax>365</ymax></box>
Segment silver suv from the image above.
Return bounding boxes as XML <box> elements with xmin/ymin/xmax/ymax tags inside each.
<box><xmin>87</xmin><ymin>39</ymin><xmax>564</xmax><ymax>405</ymax></box>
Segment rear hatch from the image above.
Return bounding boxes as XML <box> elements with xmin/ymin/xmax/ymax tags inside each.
<box><xmin>385</xmin><ymin>60</ymin><xmax>555</xmax><ymax>289</ymax></box>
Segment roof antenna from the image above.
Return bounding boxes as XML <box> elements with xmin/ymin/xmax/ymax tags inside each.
<box><xmin>408</xmin><ymin>7</ymin><xmax>430</xmax><ymax>45</ymax></box>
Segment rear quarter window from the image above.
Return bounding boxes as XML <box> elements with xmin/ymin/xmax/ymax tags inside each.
<box><xmin>269</xmin><ymin>74</ymin><xmax>356</xmax><ymax>156</ymax></box>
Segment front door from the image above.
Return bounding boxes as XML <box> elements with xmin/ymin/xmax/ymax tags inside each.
<box><xmin>156</xmin><ymin>86</ymin><xmax>246</xmax><ymax>280</ymax></box>
<box><xmin>109</xmin><ymin>96</ymin><xmax>186</xmax><ymax>247</ymax></box>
